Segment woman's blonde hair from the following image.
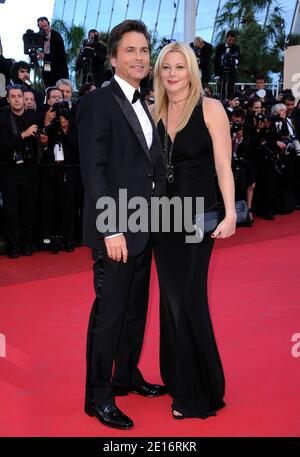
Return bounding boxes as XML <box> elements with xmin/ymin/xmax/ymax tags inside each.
<box><xmin>153</xmin><ymin>42</ymin><xmax>204</xmax><ymax>132</ymax></box>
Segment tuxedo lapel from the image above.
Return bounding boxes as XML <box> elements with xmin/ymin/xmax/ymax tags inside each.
<box><xmin>110</xmin><ymin>79</ymin><xmax>152</xmax><ymax>163</ymax></box>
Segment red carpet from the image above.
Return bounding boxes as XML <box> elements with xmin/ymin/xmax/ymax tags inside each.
<box><xmin>0</xmin><ymin>213</ymin><xmax>300</xmax><ymax>437</ymax></box>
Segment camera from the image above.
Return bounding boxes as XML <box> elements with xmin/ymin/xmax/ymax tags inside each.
<box><xmin>51</xmin><ymin>100</ymin><xmax>71</xmax><ymax>119</ymax></box>
<box><xmin>220</xmin><ymin>47</ymin><xmax>239</xmax><ymax>75</ymax></box>
<box><xmin>41</xmin><ymin>101</ymin><xmax>71</xmax><ymax>136</ymax></box>
<box><xmin>260</xmin><ymin>139</ymin><xmax>282</xmax><ymax>175</ymax></box>
<box><xmin>231</xmin><ymin>122</ymin><xmax>243</xmax><ymax>134</ymax></box>
<box><xmin>23</xmin><ymin>29</ymin><xmax>45</xmax><ymax>64</ymax></box>
<box><xmin>285</xmin><ymin>135</ymin><xmax>300</xmax><ymax>157</ymax></box>
<box><xmin>13</xmin><ymin>138</ymin><xmax>35</xmax><ymax>165</ymax></box>
<box><xmin>23</xmin><ymin>29</ymin><xmax>45</xmax><ymax>54</ymax></box>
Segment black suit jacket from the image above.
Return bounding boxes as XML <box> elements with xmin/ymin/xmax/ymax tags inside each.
<box><xmin>0</xmin><ymin>109</ymin><xmax>40</xmax><ymax>165</ymax></box>
<box><xmin>43</xmin><ymin>29</ymin><xmax>69</xmax><ymax>86</ymax></box>
<box><xmin>77</xmin><ymin>78</ymin><xmax>166</xmax><ymax>255</ymax></box>
<box><xmin>214</xmin><ymin>43</ymin><xmax>240</xmax><ymax>77</ymax></box>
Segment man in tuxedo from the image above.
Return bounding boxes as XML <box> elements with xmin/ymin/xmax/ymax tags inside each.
<box><xmin>37</xmin><ymin>16</ymin><xmax>69</xmax><ymax>88</ymax></box>
<box><xmin>77</xmin><ymin>20</ymin><xmax>166</xmax><ymax>430</ymax></box>
<box><xmin>214</xmin><ymin>30</ymin><xmax>240</xmax><ymax>101</ymax></box>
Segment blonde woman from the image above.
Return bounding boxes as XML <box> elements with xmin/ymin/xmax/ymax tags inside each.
<box><xmin>152</xmin><ymin>42</ymin><xmax>236</xmax><ymax>419</ymax></box>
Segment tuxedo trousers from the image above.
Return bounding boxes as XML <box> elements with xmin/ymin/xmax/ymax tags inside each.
<box><xmin>85</xmin><ymin>239</ymin><xmax>152</xmax><ymax>406</ymax></box>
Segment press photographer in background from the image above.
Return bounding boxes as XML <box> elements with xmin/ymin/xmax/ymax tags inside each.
<box><xmin>39</xmin><ymin>89</ymin><xmax>80</xmax><ymax>254</ymax></box>
<box><xmin>229</xmin><ymin>108</ymin><xmax>249</xmax><ymax>207</ymax></box>
<box><xmin>248</xmin><ymin>75</ymin><xmax>275</xmax><ymax>109</ymax></box>
<box><xmin>0</xmin><ymin>85</ymin><xmax>41</xmax><ymax>258</ymax></box>
<box><xmin>76</xmin><ymin>29</ymin><xmax>107</xmax><ymax>87</ymax></box>
<box><xmin>244</xmin><ymin>98</ymin><xmax>279</xmax><ymax>220</ymax></box>
<box><xmin>214</xmin><ymin>30</ymin><xmax>240</xmax><ymax>102</ymax></box>
<box><xmin>190</xmin><ymin>36</ymin><xmax>212</xmax><ymax>86</ymax></box>
<box><xmin>37</xmin><ymin>16</ymin><xmax>69</xmax><ymax>88</ymax></box>
<box><xmin>270</xmin><ymin>102</ymin><xmax>300</xmax><ymax>212</ymax></box>
<box><xmin>10</xmin><ymin>61</ymin><xmax>44</xmax><ymax>109</ymax></box>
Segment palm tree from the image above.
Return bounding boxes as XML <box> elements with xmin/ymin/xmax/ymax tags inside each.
<box><xmin>215</xmin><ymin>0</ymin><xmax>286</xmax><ymax>81</ymax></box>
<box><xmin>51</xmin><ymin>19</ymin><xmax>85</xmax><ymax>85</ymax></box>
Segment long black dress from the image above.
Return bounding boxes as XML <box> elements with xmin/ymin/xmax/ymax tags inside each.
<box><xmin>154</xmin><ymin>101</ymin><xmax>226</xmax><ymax>418</ymax></box>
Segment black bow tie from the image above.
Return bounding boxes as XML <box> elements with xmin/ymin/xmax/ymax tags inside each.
<box><xmin>132</xmin><ymin>89</ymin><xmax>142</xmax><ymax>104</ymax></box>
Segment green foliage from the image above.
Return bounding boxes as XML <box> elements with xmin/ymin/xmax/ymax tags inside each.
<box><xmin>215</xmin><ymin>0</ymin><xmax>287</xmax><ymax>81</ymax></box>
<box><xmin>52</xmin><ymin>19</ymin><xmax>85</xmax><ymax>84</ymax></box>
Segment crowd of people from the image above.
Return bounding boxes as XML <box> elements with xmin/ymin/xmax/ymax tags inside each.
<box><xmin>0</xmin><ymin>19</ymin><xmax>299</xmax><ymax>260</ymax></box>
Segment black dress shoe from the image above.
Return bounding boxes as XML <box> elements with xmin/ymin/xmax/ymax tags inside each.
<box><xmin>85</xmin><ymin>403</ymin><xmax>133</xmax><ymax>430</ymax></box>
<box><xmin>65</xmin><ymin>241</ymin><xmax>74</xmax><ymax>252</ymax></box>
<box><xmin>22</xmin><ymin>244</ymin><xmax>33</xmax><ymax>256</ymax></box>
<box><xmin>114</xmin><ymin>381</ymin><xmax>168</xmax><ymax>397</ymax></box>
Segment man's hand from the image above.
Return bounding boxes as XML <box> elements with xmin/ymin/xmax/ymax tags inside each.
<box><xmin>21</xmin><ymin>124</ymin><xmax>38</xmax><ymax>139</ymax></box>
<box><xmin>44</xmin><ymin>109</ymin><xmax>56</xmax><ymax>126</ymax></box>
<box><xmin>277</xmin><ymin>141</ymin><xmax>286</xmax><ymax>153</ymax></box>
<box><xmin>104</xmin><ymin>234</ymin><xmax>128</xmax><ymax>263</ymax></box>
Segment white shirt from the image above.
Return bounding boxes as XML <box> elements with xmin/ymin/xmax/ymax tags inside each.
<box><xmin>114</xmin><ymin>75</ymin><xmax>153</xmax><ymax>149</ymax></box>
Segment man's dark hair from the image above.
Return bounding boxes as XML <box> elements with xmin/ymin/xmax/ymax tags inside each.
<box><xmin>88</xmin><ymin>29</ymin><xmax>98</xmax><ymax>36</ymax></box>
<box><xmin>10</xmin><ymin>61</ymin><xmax>31</xmax><ymax>82</ymax></box>
<box><xmin>232</xmin><ymin>107</ymin><xmax>246</xmax><ymax>120</ymax></box>
<box><xmin>108</xmin><ymin>20</ymin><xmax>150</xmax><ymax>57</ymax></box>
<box><xmin>283</xmin><ymin>94</ymin><xmax>295</xmax><ymax>103</ymax></box>
<box><xmin>229</xmin><ymin>92</ymin><xmax>241</xmax><ymax>101</ymax></box>
<box><xmin>46</xmin><ymin>86</ymin><xmax>63</xmax><ymax>100</ymax></box>
<box><xmin>248</xmin><ymin>96</ymin><xmax>261</xmax><ymax>108</ymax></box>
<box><xmin>226</xmin><ymin>30</ymin><xmax>236</xmax><ymax>38</ymax></box>
<box><xmin>37</xmin><ymin>16</ymin><xmax>50</xmax><ymax>26</ymax></box>
<box><xmin>6</xmin><ymin>84</ymin><xmax>24</xmax><ymax>97</ymax></box>
<box><xmin>256</xmin><ymin>75</ymin><xmax>265</xmax><ymax>82</ymax></box>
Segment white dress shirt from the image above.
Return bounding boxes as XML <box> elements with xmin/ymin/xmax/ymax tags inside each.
<box><xmin>114</xmin><ymin>75</ymin><xmax>153</xmax><ymax>149</ymax></box>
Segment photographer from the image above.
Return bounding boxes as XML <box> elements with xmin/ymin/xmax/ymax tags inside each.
<box><xmin>230</xmin><ymin>108</ymin><xmax>249</xmax><ymax>205</ymax></box>
<box><xmin>10</xmin><ymin>61</ymin><xmax>44</xmax><ymax>108</ymax></box>
<box><xmin>76</xmin><ymin>29</ymin><xmax>107</xmax><ymax>87</ymax></box>
<box><xmin>191</xmin><ymin>36</ymin><xmax>212</xmax><ymax>86</ymax></box>
<box><xmin>271</xmin><ymin>102</ymin><xmax>299</xmax><ymax>212</ymax></box>
<box><xmin>214</xmin><ymin>30</ymin><xmax>240</xmax><ymax>101</ymax></box>
<box><xmin>244</xmin><ymin>98</ymin><xmax>278</xmax><ymax>220</ymax></box>
<box><xmin>248</xmin><ymin>75</ymin><xmax>275</xmax><ymax>109</ymax></box>
<box><xmin>0</xmin><ymin>85</ymin><xmax>41</xmax><ymax>258</ymax></box>
<box><xmin>37</xmin><ymin>16</ymin><xmax>68</xmax><ymax>88</ymax></box>
<box><xmin>39</xmin><ymin>90</ymin><xmax>80</xmax><ymax>253</ymax></box>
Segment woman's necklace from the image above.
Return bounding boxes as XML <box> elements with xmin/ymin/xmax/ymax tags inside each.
<box><xmin>163</xmin><ymin>111</ymin><xmax>176</xmax><ymax>184</ymax></box>
<box><xmin>168</xmin><ymin>94</ymin><xmax>190</xmax><ymax>105</ymax></box>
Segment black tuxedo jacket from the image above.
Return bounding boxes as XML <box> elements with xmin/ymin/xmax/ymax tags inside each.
<box><xmin>77</xmin><ymin>78</ymin><xmax>166</xmax><ymax>255</ymax></box>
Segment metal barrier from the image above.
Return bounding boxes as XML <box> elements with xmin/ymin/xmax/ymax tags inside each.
<box><xmin>208</xmin><ymin>81</ymin><xmax>283</xmax><ymax>98</ymax></box>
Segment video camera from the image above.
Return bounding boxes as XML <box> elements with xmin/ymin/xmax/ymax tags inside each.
<box><xmin>81</xmin><ymin>34</ymin><xmax>99</xmax><ymax>61</ymax></box>
<box><xmin>23</xmin><ymin>29</ymin><xmax>45</xmax><ymax>64</ymax></box>
<box><xmin>220</xmin><ymin>47</ymin><xmax>239</xmax><ymax>75</ymax></box>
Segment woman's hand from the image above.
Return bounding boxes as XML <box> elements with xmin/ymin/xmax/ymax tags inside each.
<box><xmin>211</xmin><ymin>214</ymin><xmax>236</xmax><ymax>239</ymax></box>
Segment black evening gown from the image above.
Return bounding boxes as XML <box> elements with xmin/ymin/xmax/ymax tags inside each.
<box><xmin>154</xmin><ymin>101</ymin><xmax>226</xmax><ymax>418</ymax></box>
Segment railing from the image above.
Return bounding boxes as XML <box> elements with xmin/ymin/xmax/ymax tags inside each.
<box><xmin>208</xmin><ymin>82</ymin><xmax>284</xmax><ymax>98</ymax></box>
